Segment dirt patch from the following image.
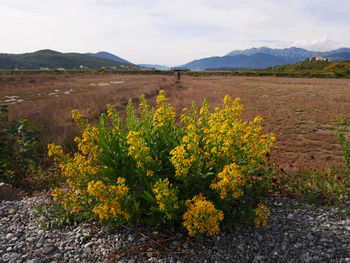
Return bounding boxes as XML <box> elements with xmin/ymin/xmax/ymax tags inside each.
<box><xmin>2</xmin><ymin>73</ymin><xmax>350</xmax><ymax>171</ymax></box>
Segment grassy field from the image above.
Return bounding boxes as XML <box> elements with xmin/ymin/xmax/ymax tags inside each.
<box><xmin>2</xmin><ymin>72</ymin><xmax>350</xmax><ymax>173</ymax></box>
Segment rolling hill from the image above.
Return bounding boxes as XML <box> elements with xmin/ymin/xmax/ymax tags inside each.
<box><xmin>0</xmin><ymin>50</ymin><xmax>140</xmax><ymax>70</ymax></box>
<box><xmin>85</xmin><ymin>51</ymin><xmax>132</xmax><ymax>64</ymax></box>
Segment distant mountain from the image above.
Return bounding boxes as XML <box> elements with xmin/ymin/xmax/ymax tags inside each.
<box><xmin>0</xmin><ymin>50</ymin><xmax>140</xmax><ymax>70</ymax></box>
<box><xmin>139</xmin><ymin>64</ymin><xmax>171</xmax><ymax>70</ymax></box>
<box><xmin>181</xmin><ymin>47</ymin><xmax>350</xmax><ymax>70</ymax></box>
<box><xmin>328</xmin><ymin>52</ymin><xmax>350</xmax><ymax>61</ymax></box>
<box><xmin>225</xmin><ymin>47</ymin><xmax>317</xmax><ymax>58</ymax></box>
<box><xmin>86</xmin><ymin>51</ymin><xmax>132</xmax><ymax>64</ymax></box>
<box><xmin>182</xmin><ymin>53</ymin><xmax>301</xmax><ymax>70</ymax></box>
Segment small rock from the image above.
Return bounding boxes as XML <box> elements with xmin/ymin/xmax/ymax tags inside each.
<box><xmin>42</xmin><ymin>245</ymin><xmax>55</xmax><ymax>255</ymax></box>
<box><xmin>128</xmin><ymin>234</ymin><xmax>134</xmax><ymax>242</ymax></box>
<box><xmin>83</xmin><ymin>247</ymin><xmax>91</xmax><ymax>254</ymax></box>
<box><xmin>0</xmin><ymin>182</ymin><xmax>21</xmax><ymax>200</ymax></box>
<box><xmin>6</xmin><ymin>233</ymin><xmax>14</xmax><ymax>240</ymax></box>
<box><xmin>307</xmin><ymin>233</ymin><xmax>315</xmax><ymax>241</ymax></box>
<box><xmin>287</xmin><ymin>214</ymin><xmax>294</xmax><ymax>220</ymax></box>
<box><xmin>2</xmin><ymin>253</ymin><xmax>10</xmax><ymax>261</ymax></box>
<box><xmin>84</xmin><ymin>241</ymin><xmax>94</xmax><ymax>248</ymax></box>
<box><xmin>9</xmin><ymin>252</ymin><xmax>19</xmax><ymax>260</ymax></box>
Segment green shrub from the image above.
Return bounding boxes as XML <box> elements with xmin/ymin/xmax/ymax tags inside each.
<box><xmin>0</xmin><ymin>104</ymin><xmax>39</xmax><ymax>184</ymax></box>
<box><xmin>48</xmin><ymin>90</ymin><xmax>275</xmax><ymax>236</ymax></box>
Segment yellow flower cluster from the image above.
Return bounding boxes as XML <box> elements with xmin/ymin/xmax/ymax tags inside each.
<box><xmin>72</xmin><ymin>109</ymin><xmax>88</xmax><ymax>130</ymax></box>
<box><xmin>49</xmin><ymin>143</ymin><xmax>99</xmax><ymax>215</ymax></box>
<box><xmin>254</xmin><ymin>203</ymin><xmax>270</xmax><ymax>228</ymax></box>
<box><xmin>210</xmin><ymin>163</ymin><xmax>246</xmax><ymax>199</ymax></box>
<box><xmin>87</xmin><ymin>178</ymin><xmax>130</xmax><ymax>220</ymax></box>
<box><xmin>127</xmin><ymin>130</ymin><xmax>154</xmax><ymax>173</ymax></box>
<box><xmin>170</xmin><ymin>109</ymin><xmax>203</xmax><ymax>178</ymax></box>
<box><xmin>153</xmin><ymin>90</ymin><xmax>176</xmax><ymax>129</ymax></box>
<box><xmin>72</xmin><ymin>110</ymin><xmax>103</xmax><ymax>161</ymax></box>
<box><xmin>153</xmin><ymin>178</ymin><xmax>179</xmax><ymax>219</ymax></box>
<box><xmin>74</xmin><ymin>125</ymin><xmax>102</xmax><ymax>161</ymax></box>
<box><xmin>48</xmin><ymin>91</ymin><xmax>275</xmax><ymax>236</ymax></box>
<box><xmin>107</xmin><ymin>104</ymin><xmax>121</xmax><ymax>131</ymax></box>
<box><xmin>183</xmin><ymin>194</ymin><xmax>224</xmax><ymax>236</ymax></box>
<box><xmin>52</xmin><ymin>188</ymin><xmax>84</xmax><ymax>214</ymax></box>
<box><xmin>48</xmin><ymin>143</ymin><xmax>66</xmax><ymax>162</ymax></box>
<box><xmin>48</xmin><ymin>144</ymin><xmax>97</xmax><ymax>191</ymax></box>
<box><xmin>202</xmin><ymin>96</ymin><xmax>275</xmax><ymax>168</ymax></box>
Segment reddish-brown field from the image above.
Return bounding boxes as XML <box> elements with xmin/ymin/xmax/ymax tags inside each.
<box><xmin>2</xmin><ymin>72</ymin><xmax>350</xmax><ymax>171</ymax></box>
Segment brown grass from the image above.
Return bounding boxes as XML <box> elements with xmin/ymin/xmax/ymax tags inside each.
<box><xmin>2</xmin><ymin>73</ymin><xmax>350</xmax><ymax>172</ymax></box>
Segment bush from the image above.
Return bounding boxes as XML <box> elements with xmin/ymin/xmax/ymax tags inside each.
<box><xmin>48</xmin><ymin>90</ymin><xmax>275</xmax><ymax>236</ymax></box>
<box><xmin>336</xmin><ymin>115</ymin><xmax>350</xmax><ymax>172</ymax></box>
<box><xmin>0</xmin><ymin>104</ymin><xmax>39</xmax><ymax>184</ymax></box>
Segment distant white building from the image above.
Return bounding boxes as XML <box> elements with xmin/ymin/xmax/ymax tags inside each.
<box><xmin>309</xmin><ymin>56</ymin><xmax>331</xmax><ymax>62</ymax></box>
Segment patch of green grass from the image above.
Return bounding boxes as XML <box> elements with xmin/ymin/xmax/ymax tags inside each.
<box><xmin>274</xmin><ymin>167</ymin><xmax>350</xmax><ymax>206</ymax></box>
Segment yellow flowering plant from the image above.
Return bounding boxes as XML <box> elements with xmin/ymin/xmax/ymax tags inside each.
<box><xmin>48</xmin><ymin>90</ymin><xmax>275</xmax><ymax>236</ymax></box>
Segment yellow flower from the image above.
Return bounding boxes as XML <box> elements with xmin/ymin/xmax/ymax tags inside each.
<box><xmin>153</xmin><ymin>178</ymin><xmax>178</xmax><ymax>219</ymax></box>
<box><xmin>210</xmin><ymin>163</ymin><xmax>245</xmax><ymax>199</ymax></box>
<box><xmin>183</xmin><ymin>194</ymin><xmax>224</xmax><ymax>236</ymax></box>
<box><xmin>146</xmin><ymin>170</ymin><xmax>154</xmax><ymax>177</ymax></box>
<box><xmin>254</xmin><ymin>203</ymin><xmax>270</xmax><ymax>228</ymax></box>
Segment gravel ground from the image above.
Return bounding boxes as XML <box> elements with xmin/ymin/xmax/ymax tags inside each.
<box><xmin>0</xmin><ymin>196</ymin><xmax>350</xmax><ymax>263</ymax></box>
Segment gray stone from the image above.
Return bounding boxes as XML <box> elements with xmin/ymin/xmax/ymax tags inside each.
<box><xmin>6</xmin><ymin>233</ymin><xmax>14</xmax><ymax>240</ymax></box>
<box><xmin>82</xmin><ymin>247</ymin><xmax>91</xmax><ymax>254</ymax></box>
<box><xmin>42</xmin><ymin>245</ymin><xmax>55</xmax><ymax>255</ymax></box>
<box><xmin>287</xmin><ymin>214</ymin><xmax>294</xmax><ymax>220</ymax></box>
<box><xmin>0</xmin><ymin>182</ymin><xmax>20</xmax><ymax>200</ymax></box>
<box><xmin>2</xmin><ymin>253</ymin><xmax>11</xmax><ymax>260</ymax></box>
<box><xmin>84</xmin><ymin>241</ymin><xmax>94</xmax><ymax>248</ymax></box>
<box><xmin>307</xmin><ymin>233</ymin><xmax>315</xmax><ymax>241</ymax></box>
<box><xmin>9</xmin><ymin>252</ymin><xmax>19</xmax><ymax>260</ymax></box>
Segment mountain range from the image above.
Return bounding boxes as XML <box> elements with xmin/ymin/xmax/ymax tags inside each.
<box><xmin>0</xmin><ymin>50</ymin><xmax>139</xmax><ymax>70</ymax></box>
<box><xmin>1</xmin><ymin>47</ymin><xmax>350</xmax><ymax>71</ymax></box>
<box><xmin>181</xmin><ymin>47</ymin><xmax>350</xmax><ymax>70</ymax></box>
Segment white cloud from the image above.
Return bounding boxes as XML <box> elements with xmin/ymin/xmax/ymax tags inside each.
<box><xmin>291</xmin><ymin>37</ymin><xmax>342</xmax><ymax>51</ymax></box>
<box><xmin>0</xmin><ymin>0</ymin><xmax>350</xmax><ymax>65</ymax></box>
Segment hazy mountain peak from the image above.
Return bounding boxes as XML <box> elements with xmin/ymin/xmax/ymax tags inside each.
<box><xmin>86</xmin><ymin>51</ymin><xmax>132</xmax><ymax>64</ymax></box>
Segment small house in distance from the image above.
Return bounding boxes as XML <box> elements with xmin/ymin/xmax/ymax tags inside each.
<box><xmin>309</xmin><ymin>56</ymin><xmax>331</xmax><ymax>62</ymax></box>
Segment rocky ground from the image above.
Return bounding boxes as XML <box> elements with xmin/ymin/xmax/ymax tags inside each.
<box><xmin>0</xmin><ymin>196</ymin><xmax>350</xmax><ymax>263</ymax></box>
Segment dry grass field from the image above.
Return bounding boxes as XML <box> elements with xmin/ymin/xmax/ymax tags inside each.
<box><xmin>2</xmin><ymin>72</ymin><xmax>350</xmax><ymax>172</ymax></box>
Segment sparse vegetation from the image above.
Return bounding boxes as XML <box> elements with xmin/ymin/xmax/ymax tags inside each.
<box><xmin>0</xmin><ymin>104</ymin><xmax>39</xmax><ymax>186</ymax></box>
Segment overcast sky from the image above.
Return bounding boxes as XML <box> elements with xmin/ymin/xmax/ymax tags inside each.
<box><xmin>1</xmin><ymin>0</ymin><xmax>350</xmax><ymax>66</ymax></box>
